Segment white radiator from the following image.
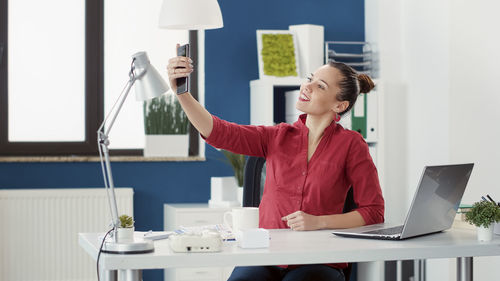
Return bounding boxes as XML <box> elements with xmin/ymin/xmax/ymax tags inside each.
<box><xmin>0</xmin><ymin>188</ymin><xmax>134</xmax><ymax>281</ymax></box>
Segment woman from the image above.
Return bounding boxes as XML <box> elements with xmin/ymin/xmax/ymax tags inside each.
<box><xmin>167</xmin><ymin>45</ymin><xmax>384</xmax><ymax>281</ymax></box>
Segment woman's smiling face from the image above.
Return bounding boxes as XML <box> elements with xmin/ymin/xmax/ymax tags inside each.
<box><xmin>296</xmin><ymin>65</ymin><xmax>348</xmax><ymax>118</ymax></box>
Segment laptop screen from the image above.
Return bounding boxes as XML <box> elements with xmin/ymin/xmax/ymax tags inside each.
<box><xmin>401</xmin><ymin>163</ymin><xmax>474</xmax><ymax>238</ymax></box>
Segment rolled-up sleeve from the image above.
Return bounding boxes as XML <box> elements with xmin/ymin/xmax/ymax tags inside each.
<box><xmin>202</xmin><ymin>115</ymin><xmax>278</xmax><ymax>158</ymax></box>
<box><xmin>346</xmin><ymin>134</ymin><xmax>385</xmax><ymax>225</ymax></box>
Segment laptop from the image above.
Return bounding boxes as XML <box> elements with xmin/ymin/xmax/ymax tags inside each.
<box><xmin>332</xmin><ymin>163</ymin><xmax>474</xmax><ymax>240</ymax></box>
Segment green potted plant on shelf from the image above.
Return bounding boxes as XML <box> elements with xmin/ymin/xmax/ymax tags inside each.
<box><xmin>209</xmin><ymin>150</ymin><xmax>247</xmax><ymax>207</ymax></box>
<box><xmin>464</xmin><ymin>201</ymin><xmax>500</xmax><ymax>241</ymax></box>
<box><xmin>143</xmin><ymin>94</ymin><xmax>189</xmax><ymax>157</ymax></box>
<box><xmin>117</xmin><ymin>214</ymin><xmax>135</xmax><ymax>242</ymax></box>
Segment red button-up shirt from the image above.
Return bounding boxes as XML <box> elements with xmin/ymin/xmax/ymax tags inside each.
<box><xmin>204</xmin><ymin>114</ymin><xmax>385</xmax><ymax>268</ymax></box>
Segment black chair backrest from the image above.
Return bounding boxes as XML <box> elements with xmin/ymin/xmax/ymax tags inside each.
<box><xmin>242</xmin><ymin>156</ymin><xmax>266</xmax><ymax>208</ymax></box>
<box><xmin>343</xmin><ymin>186</ymin><xmax>357</xmax><ymax>213</ymax></box>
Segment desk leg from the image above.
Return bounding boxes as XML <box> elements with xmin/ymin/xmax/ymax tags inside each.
<box><xmin>100</xmin><ymin>270</ymin><xmax>117</xmax><ymax>281</ymax></box>
<box><xmin>414</xmin><ymin>259</ymin><xmax>426</xmax><ymax>281</ymax></box>
<box><xmin>456</xmin><ymin>257</ymin><xmax>473</xmax><ymax>281</ymax></box>
<box><xmin>119</xmin><ymin>269</ymin><xmax>142</xmax><ymax>281</ymax></box>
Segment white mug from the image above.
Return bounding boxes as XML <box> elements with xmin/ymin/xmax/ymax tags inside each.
<box><xmin>223</xmin><ymin>207</ymin><xmax>259</xmax><ymax>233</ymax></box>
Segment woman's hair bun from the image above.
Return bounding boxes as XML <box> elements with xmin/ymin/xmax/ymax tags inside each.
<box><xmin>358</xmin><ymin>74</ymin><xmax>375</xmax><ymax>94</ymax></box>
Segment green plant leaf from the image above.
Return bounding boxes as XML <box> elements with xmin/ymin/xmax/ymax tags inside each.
<box><xmin>464</xmin><ymin>201</ymin><xmax>500</xmax><ymax>228</ymax></box>
<box><xmin>221</xmin><ymin>150</ymin><xmax>246</xmax><ymax>187</ymax></box>
<box><xmin>144</xmin><ymin>95</ymin><xmax>189</xmax><ymax>135</ymax></box>
<box><xmin>119</xmin><ymin>214</ymin><xmax>134</xmax><ymax>228</ymax></box>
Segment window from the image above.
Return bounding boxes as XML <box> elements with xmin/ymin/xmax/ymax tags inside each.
<box><xmin>0</xmin><ymin>0</ymin><xmax>200</xmax><ymax>157</ymax></box>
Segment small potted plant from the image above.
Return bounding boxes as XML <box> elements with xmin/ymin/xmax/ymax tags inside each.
<box><xmin>464</xmin><ymin>201</ymin><xmax>500</xmax><ymax>241</ymax></box>
<box><xmin>209</xmin><ymin>150</ymin><xmax>247</xmax><ymax>207</ymax></box>
<box><xmin>143</xmin><ymin>94</ymin><xmax>189</xmax><ymax>157</ymax></box>
<box><xmin>117</xmin><ymin>214</ymin><xmax>135</xmax><ymax>243</ymax></box>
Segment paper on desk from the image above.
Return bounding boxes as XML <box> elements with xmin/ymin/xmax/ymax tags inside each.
<box><xmin>141</xmin><ymin>231</ymin><xmax>174</xmax><ymax>240</ymax></box>
<box><xmin>177</xmin><ymin>224</ymin><xmax>235</xmax><ymax>241</ymax></box>
<box><xmin>97</xmin><ymin>231</ymin><xmax>173</xmax><ymax>242</ymax></box>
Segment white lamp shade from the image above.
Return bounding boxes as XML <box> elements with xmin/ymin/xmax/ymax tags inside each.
<box><xmin>132</xmin><ymin>52</ymin><xmax>170</xmax><ymax>101</ymax></box>
<box><xmin>159</xmin><ymin>0</ymin><xmax>223</xmax><ymax>30</ymax></box>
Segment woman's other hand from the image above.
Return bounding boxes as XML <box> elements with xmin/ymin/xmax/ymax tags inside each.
<box><xmin>167</xmin><ymin>43</ymin><xmax>193</xmax><ymax>93</ymax></box>
<box><xmin>281</xmin><ymin>211</ymin><xmax>324</xmax><ymax>231</ymax></box>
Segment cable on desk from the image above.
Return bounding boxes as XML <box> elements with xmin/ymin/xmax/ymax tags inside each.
<box><xmin>97</xmin><ymin>228</ymin><xmax>114</xmax><ymax>281</ymax></box>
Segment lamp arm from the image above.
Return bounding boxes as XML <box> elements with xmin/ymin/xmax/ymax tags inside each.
<box><xmin>98</xmin><ymin>58</ymin><xmax>145</xmax><ymax>136</ymax></box>
<box><xmin>98</xmin><ymin>138</ymin><xmax>120</xmax><ymax>237</ymax></box>
<box><xmin>96</xmin><ymin>74</ymin><xmax>137</xmax><ymax>239</ymax></box>
<box><xmin>98</xmin><ymin>78</ymin><xmax>136</xmax><ymax>137</ymax></box>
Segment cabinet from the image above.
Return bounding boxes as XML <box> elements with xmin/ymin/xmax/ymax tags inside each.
<box><xmin>164</xmin><ymin>203</ymin><xmax>234</xmax><ymax>281</ymax></box>
<box><xmin>250</xmin><ymin>77</ymin><xmax>303</xmax><ymax>126</ymax></box>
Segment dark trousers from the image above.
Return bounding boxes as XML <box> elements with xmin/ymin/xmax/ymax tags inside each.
<box><xmin>227</xmin><ymin>265</ymin><xmax>345</xmax><ymax>281</ymax></box>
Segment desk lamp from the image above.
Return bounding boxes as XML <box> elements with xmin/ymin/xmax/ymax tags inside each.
<box><xmin>98</xmin><ymin>51</ymin><xmax>168</xmax><ymax>254</ymax></box>
<box><xmin>98</xmin><ymin>0</ymin><xmax>223</xmax><ymax>254</ymax></box>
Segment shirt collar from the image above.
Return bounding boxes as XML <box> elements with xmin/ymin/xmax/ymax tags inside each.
<box><xmin>295</xmin><ymin>114</ymin><xmax>338</xmax><ymax>135</ymax></box>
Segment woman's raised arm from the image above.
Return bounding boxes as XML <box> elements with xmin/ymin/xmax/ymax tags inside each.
<box><xmin>166</xmin><ymin>44</ymin><xmax>213</xmax><ymax>138</ymax></box>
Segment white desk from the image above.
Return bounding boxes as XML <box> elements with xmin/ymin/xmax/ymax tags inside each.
<box><xmin>79</xmin><ymin>228</ymin><xmax>500</xmax><ymax>281</ymax></box>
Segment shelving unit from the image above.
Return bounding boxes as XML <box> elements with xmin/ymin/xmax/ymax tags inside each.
<box><xmin>324</xmin><ymin>41</ymin><xmax>374</xmax><ymax>76</ymax></box>
<box><xmin>249</xmin><ymin>77</ymin><xmax>304</xmax><ymax>126</ymax></box>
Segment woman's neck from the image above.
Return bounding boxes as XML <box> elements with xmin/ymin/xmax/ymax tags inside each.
<box><xmin>305</xmin><ymin>113</ymin><xmax>334</xmax><ymax>143</ymax></box>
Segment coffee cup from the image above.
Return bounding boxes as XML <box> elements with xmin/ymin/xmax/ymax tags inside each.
<box><xmin>223</xmin><ymin>207</ymin><xmax>259</xmax><ymax>233</ymax></box>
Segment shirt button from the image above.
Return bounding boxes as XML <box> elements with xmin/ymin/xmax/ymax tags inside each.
<box><xmin>302</xmin><ymin>171</ymin><xmax>307</xmax><ymax>176</ymax></box>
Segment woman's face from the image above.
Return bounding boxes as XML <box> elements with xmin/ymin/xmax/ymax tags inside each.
<box><xmin>296</xmin><ymin>65</ymin><xmax>348</xmax><ymax>118</ymax></box>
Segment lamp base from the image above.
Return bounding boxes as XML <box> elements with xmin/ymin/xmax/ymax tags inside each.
<box><xmin>102</xmin><ymin>240</ymin><xmax>154</xmax><ymax>254</ymax></box>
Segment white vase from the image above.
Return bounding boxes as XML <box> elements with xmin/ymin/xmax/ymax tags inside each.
<box><xmin>117</xmin><ymin>227</ymin><xmax>135</xmax><ymax>243</ymax></box>
<box><xmin>477</xmin><ymin>225</ymin><xmax>494</xmax><ymax>241</ymax></box>
<box><xmin>209</xmin><ymin>177</ymin><xmax>240</xmax><ymax>207</ymax></box>
<box><xmin>144</xmin><ymin>134</ymin><xmax>189</xmax><ymax>157</ymax></box>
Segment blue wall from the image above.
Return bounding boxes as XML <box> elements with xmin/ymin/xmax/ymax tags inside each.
<box><xmin>0</xmin><ymin>1</ymin><xmax>364</xmax><ymax>280</ymax></box>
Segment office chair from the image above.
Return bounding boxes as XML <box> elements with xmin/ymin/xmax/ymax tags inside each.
<box><xmin>242</xmin><ymin>156</ymin><xmax>357</xmax><ymax>281</ymax></box>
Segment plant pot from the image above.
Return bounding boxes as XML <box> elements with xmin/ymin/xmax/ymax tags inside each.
<box><xmin>477</xmin><ymin>225</ymin><xmax>494</xmax><ymax>241</ymax></box>
<box><xmin>209</xmin><ymin>177</ymin><xmax>240</xmax><ymax>207</ymax></box>
<box><xmin>117</xmin><ymin>227</ymin><xmax>135</xmax><ymax>243</ymax></box>
<box><xmin>144</xmin><ymin>134</ymin><xmax>189</xmax><ymax>157</ymax></box>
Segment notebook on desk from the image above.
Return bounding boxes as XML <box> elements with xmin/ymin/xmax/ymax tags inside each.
<box><xmin>332</xmin><ymin>163</ymin><xmax>474</xmax><ymax>240</ymax></box>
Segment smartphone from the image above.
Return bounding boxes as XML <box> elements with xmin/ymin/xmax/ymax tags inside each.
<box><xmin>176</xmin><ymin>44</ymin><xmax>190</xmax><ymax>94</ymax></box>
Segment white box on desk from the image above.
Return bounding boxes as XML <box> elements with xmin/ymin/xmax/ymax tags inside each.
<box><xmin>236</xmin><ymin>228</ymin><xmax>270</xmax><ymax>249</ymax></box>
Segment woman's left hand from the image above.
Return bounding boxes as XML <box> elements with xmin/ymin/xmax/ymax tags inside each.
<box><xmin>281</xmin><ymin>211</ymin><xmax>323</xmax><ymax>231</ymax></box>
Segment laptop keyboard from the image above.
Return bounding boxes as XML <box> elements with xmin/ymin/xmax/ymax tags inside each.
<box><xmin>363</xmin><ymin>225</ymin><xmax>404</xmax><ymax>236</ymax></box>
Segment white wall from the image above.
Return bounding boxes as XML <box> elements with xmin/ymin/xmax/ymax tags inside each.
<box><xmin>366</xmin><ymin>0</ymin><xmax>500</xmax><ymax>280</ymax></box>
<box><xmin>366</xmin><ymin>0</ymin><xmax>410</xmax><ymax>225</ymax></box>
<box><xmin>448</xmin><ymin>1</ymin><xmax>500</xmax><ymax>280</ymax></box>
<box><xmin>403</xmin><ymin>0</ymin><xmax>451</xmax><ymax>204</ymax></box>
<box><xmin>449</xmin><ymin>0</ymin><xmax>500</xmax><ymax>205</ymax></box>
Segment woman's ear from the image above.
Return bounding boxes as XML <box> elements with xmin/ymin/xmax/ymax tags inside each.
<box><xmin>333</xmin><ymin>101</ymin><xmax>349</xmax><ymax>114</ymax></box>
